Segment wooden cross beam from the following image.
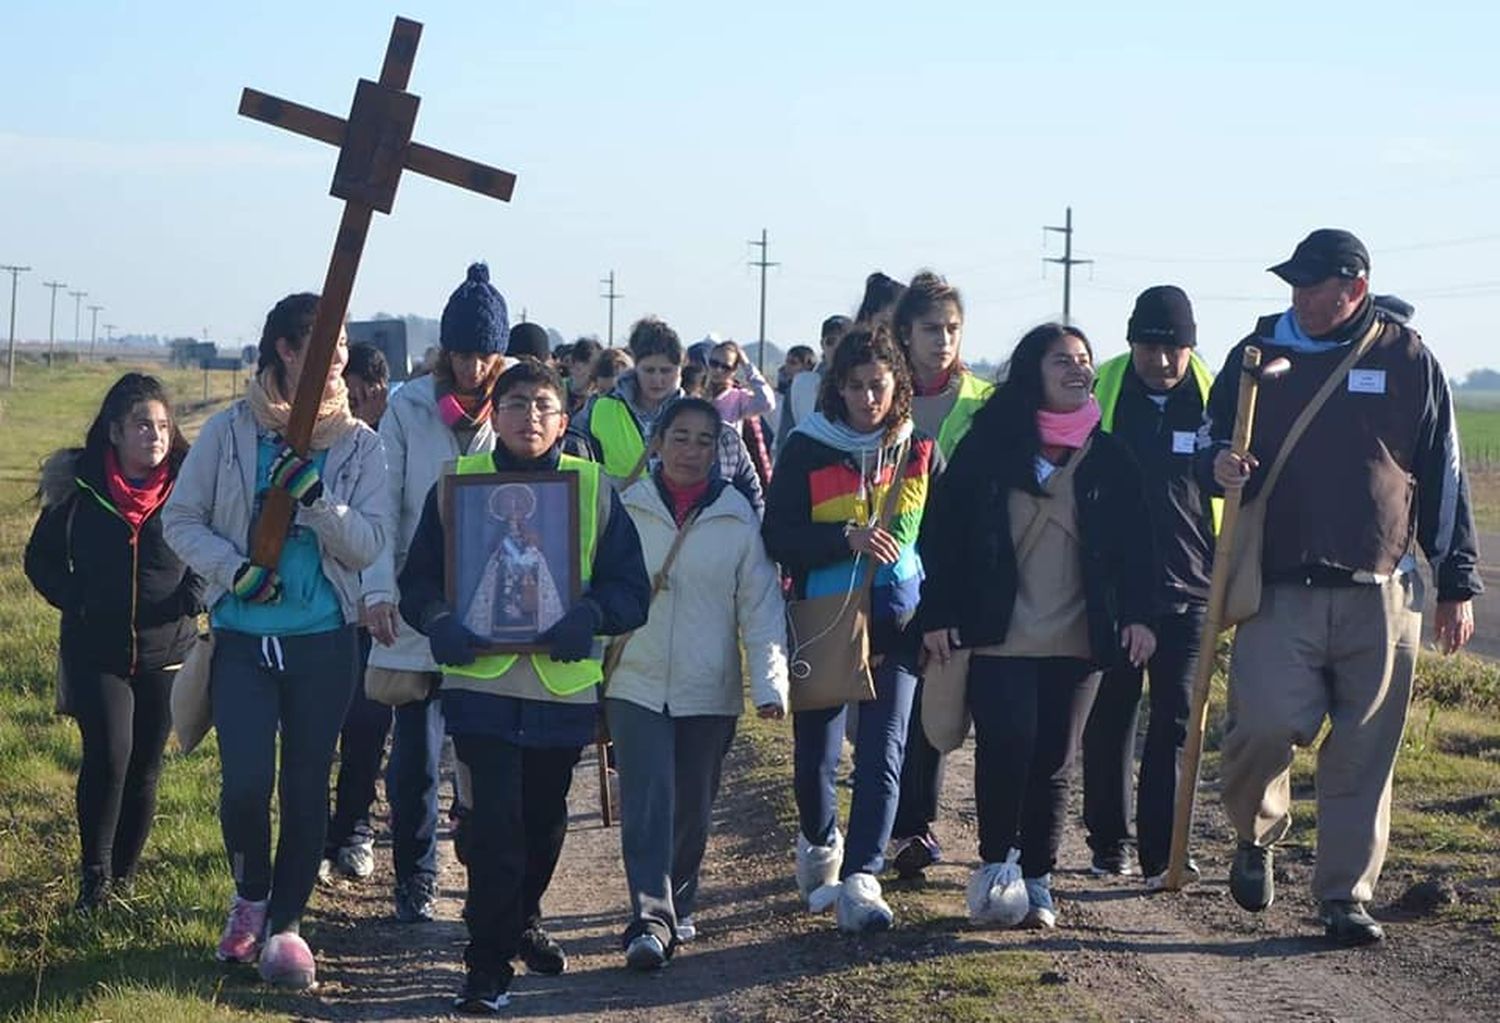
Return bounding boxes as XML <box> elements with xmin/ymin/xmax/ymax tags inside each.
<box><xmin>239</xmin><ymin>15</ymin><xmax>517</xmax><ymax>568</ymax></box>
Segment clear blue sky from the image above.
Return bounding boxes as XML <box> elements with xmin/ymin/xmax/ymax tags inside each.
<box><xmin>3</xmin><ymin>0</ymin><xmax>1497</xmax><ymax>376</ymax></box>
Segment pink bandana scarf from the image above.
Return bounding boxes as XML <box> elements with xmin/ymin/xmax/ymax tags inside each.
<box><xmin>1037</xmin><ymin>396</ymin><xmax>1101</xmax><ymax>448</ymax></box>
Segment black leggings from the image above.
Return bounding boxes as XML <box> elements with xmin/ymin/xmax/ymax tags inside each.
<box><xmin>72</xmin><ymin>665</ymin><xmax>175</xmax><ymax>880</ymax></box>
<box><xmin>968</xmin><ymin>655</ymin><xmax>1099</xmax><ymax>877</ymax></box>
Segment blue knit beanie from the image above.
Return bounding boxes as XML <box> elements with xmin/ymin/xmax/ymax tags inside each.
<box><xmin>440</xmin><ymin>262</ymin><xmax>509</xmax><ymax>355</ymax></box>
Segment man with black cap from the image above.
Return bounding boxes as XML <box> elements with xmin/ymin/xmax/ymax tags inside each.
<box><xmin>1202</xmin><ymin>229</ymin><xmax>1481</xmax><ymax>946</ymax></box>
<box><xmin>1083</xmin><ymin>285</ymin><xmax>1218</xmax><ymax>889</ymax></box>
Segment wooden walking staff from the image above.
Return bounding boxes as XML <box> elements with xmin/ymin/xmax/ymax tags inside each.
<box><xmin>239</xmin><ymin>15</ymin><xmax>517</xmax><ymax>567</ymax></box>
<box><xmin>1164</xmin><ymin>345</ymin><xmax>1289</xmax><ymax>890</ymax></box>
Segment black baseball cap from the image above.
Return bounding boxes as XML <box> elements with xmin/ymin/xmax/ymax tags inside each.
<box><xmin>1127</xmin><ymin>285</ymin><xmax>1196</xmax><ymax>348</ymax></box>
<box><xmin>1268</xmin><ymin>229</ymin><xmax>1370</xmax><ymax>287</ymax></box>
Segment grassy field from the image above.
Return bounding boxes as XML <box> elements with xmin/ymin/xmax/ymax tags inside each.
<box><xmin>1</xmin><ymin>362</ymin><xmax>1498</xmax><ymax>1021</ymax></box>
<box><xmin>0</xmin><ymin>360</ymin><xmax>299</xmax><ymax>1022</ymax></box>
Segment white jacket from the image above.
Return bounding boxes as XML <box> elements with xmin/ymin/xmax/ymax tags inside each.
<box><xmin>162</xmin><ymin>401</ymin><xmax>389</xmax><ymax>622</ymax></box>
<box><xmin>362</xmin><ymin>374</ymin><xmax>495</xmax><ymax>671</ymax></box>
<box><xmin>606</xmin><ymin>477</ymin><xmax>789</xmax><ymax>717</ymax></box>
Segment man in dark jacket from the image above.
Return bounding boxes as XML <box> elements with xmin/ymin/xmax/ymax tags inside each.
<box><xmin>1202</xmin><ymin>229</ymin><xmax>1481</xmax><ymax>946</ymax></box>
<box><xmin>1082</xmin><ymin>286</ymin><xmax>1217</xmax><ymax>887</ymax></box>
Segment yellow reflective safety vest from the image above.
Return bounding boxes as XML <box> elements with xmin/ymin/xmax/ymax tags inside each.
<box><xmin>442</xmin><ymin>452</ymin><xmax>604</xmax><ymax>695</ymax></box>
<box><xmin>1093</xmin><ymin>352</ymin><xmax>1222</xmax><ymax>535</ymax></box>
<box><xmin>588</xmin><ymin>396</ymin><xmax>647</xmax><ymax>479</ymax></box>
<box><xmin>935</xmin><ymin>371</ymin><xmax>995</xmax><ymax>460</ymax></box>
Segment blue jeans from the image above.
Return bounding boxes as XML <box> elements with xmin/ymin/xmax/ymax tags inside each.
<box><xmin>793</xmin><ymin>660</ymin><xmax>917</xmax><ymax>878</ymax></box>
<box><xmin>387</xmin><ymin>681</ymin><xmax>444</xmax><ymax>882</ymax></box>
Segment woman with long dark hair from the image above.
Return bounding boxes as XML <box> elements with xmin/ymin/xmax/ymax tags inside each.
<box><xmin>919</xmin><ymin>322</ymin><xmax>1156</xmax><ymax>929</ymax></box>
<box><xmin>26</xmin><ymin>373</ymin><xmax>201</xmax><ymax>911</ymax></box>
<box><xmin>163</xmin><ymin>292</ymin><xmax>389</xmax><ymax>989</ymax></box>
<box><xmin>763</xmin><ymin>324</ymin><xmax>943</xmax><ymax>933</ymax></box>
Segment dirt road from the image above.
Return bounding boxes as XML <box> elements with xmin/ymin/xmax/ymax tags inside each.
<box><xmin>269</xmin><ymin>715</ymin><xmax>1498</xmax><ymax>1022</ymax></box>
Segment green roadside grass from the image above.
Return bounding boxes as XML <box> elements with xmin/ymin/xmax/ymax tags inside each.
<box><xmin>0</xmin><ymin>361</ymin><xmax>294</xmax><ymax>1022</ymax></box>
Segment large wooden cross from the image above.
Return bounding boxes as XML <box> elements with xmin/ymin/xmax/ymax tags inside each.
<box><xmin>241</xmin><ymin>15</ymin><xmax>517</xmax><ymax>567</ymax></box>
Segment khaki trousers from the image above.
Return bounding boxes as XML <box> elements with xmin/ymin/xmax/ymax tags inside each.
<box><xmin>1220</xmin><ymin>575</ymin><xmax>1421</xmax><ymax>903</ymax></box>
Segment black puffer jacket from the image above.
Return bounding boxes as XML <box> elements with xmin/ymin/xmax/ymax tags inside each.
<box><xmin>918</xmin><ymin>425</ymin><xmax>1156</xmax><ymax>669</ymax></box>
<box><xmin>24</xmin><ymin>448</ymin><xmax>202</xmax><ymax>677</ymax></box>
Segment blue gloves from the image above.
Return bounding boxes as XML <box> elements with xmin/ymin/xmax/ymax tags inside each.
<box><xmin>538</xmin><ymin>602</ymin><xmax>599</xmax><ymax>663</ymax></box>
<box><xmin>428</xmin><ymin>613</ymin><xmax>481</xmax><ymax>666</ymax></box>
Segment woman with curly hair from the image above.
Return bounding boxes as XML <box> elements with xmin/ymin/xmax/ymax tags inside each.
<box><xmin>762</xmin><ymin>324</ymin><xmax>944</xmax><ymax>933</ymax></box>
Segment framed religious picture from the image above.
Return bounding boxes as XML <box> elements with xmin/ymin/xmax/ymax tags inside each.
<box><xmin>443</xmin><ymin>471</ymin><xmax>582</xmax><ymax>654</ymax></box>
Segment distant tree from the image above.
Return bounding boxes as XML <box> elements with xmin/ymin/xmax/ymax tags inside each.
<box><xmin>1460</xmin><ymin>369</ymin><xmax>1500</xmax><ymax>391</ymax></box>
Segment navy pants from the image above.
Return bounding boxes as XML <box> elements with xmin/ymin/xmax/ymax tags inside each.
<box><xmin>793</xmin><ymin>660</ymin><xmax>917</xmax><ymax>878</ymax></box>
<box><xmin>212</xmin><ymin>626</ymin><xmax>358</xmax><ymax>934</ymax></box>
<box><xmin>891</xmin><ymin>677</ymin><xmax>945</xmax><ymax>842</ymax></box>
<box><xmin>968</xmin><ymin>655</ymin><xmax>1098</xmax><ymax>878</ymax></box>
<box><xmin>387</xmin><ymin>680</ymin><xmax>444</xmax><ymax>882</ymax></box>
<box><xmin>325</xmin><ymin>631</ymin><xmax>393</xmax><ymax>855</ymax></box>
<box><xmin>1083</xmin><ymin>609</ymin><xmax>1205</xmax><ymax>876</ymax></box>
<box><xmin>453</xmin><ymin>734</ymin><xmax>580</xmax><ymax>977</ymax></box>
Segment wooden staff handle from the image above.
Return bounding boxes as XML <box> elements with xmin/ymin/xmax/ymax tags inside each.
<box><xmin>1164</xmin><ymin>345</ymin><xmax>1264</xmax><ymax>890</ymax></box>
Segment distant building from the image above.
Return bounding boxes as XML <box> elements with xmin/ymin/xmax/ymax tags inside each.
<box><xmin>349</xmin><ymin>319</ymin><xmax>411</xmax><ymax>381</ymax></box>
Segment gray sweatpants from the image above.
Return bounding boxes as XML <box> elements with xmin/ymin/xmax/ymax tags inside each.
<box><xmin>211</xmin><ymin>626</ymin><xmax>358</xmax><ymax>934</ymax></box>
<box><xmin>1220</xmin><ymin>576</ymin><xmax>1421</xmax><ymax>903</ymax></box>
<box><xmin>606</xmin><ymin>698</ymin><xmax>736</xmax><ymax>947</ymax></box>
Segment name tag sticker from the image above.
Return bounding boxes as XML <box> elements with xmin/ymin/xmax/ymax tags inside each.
<box><xmin>1348</xmin><ymin>369</ymin><xmax>1387</xmax><ymax>395</ymax></box>
<box><xmin>1171</xmin><ymin>430</ymin><xmax>1196</xmax><ymax>454</ymax></box>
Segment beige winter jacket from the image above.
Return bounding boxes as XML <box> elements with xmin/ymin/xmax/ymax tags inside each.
<box><xmin>361</xmin><ymin>374</ymin><xmax>496</xmax><ymax>671</ymax></box>
<box><xmin>161</xmin><ymin>401</ymin><xmax>390</xmax><ymax>623</ymax></box>
<box><xmin>606</xmin><ymin>478</ymin><xmax>789</xmax><ymax>717</ymax></box>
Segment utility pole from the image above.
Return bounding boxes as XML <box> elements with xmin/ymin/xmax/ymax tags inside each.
<box><xmin>43</xmin><ymin>280</ymin><xmax>67</xmax><ymax>365</ymax></box>
<box><xmin>88</xmin><ymin>304</ymin><xmax>104</xmax><ymax>360</ymax></box>
<box><xmin>748</xmin><ymin>228</ymin><xmax>779</xmax><ymax>372</ymax></box>
<box><xmin>104</xmin><ymin>323</ymin><xmax>117</xmax><ymax>345</ymax></box>
<box><xmin>69</xmin><ymin>290</ymin><xmax>88</xmax><ymax>357</ymax></box>
<box><xmin>3</xmin><ymin>264</ymin><xmax>31</xmax><ymax>388</ymax></box>
<box><xmin>600</xmin><ymin>271</ymin><xmax>622</xmax><ymax>347</ymax></box>
<box><xmin>1043</xmin><ymin>206</ymin><xmax>1092</xmax><ymax>325</ymax></box>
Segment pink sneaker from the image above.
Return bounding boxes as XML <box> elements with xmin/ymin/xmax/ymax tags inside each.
<box><xmin>258</xmin><ymin>931</ymin><xmax>317</xmax><ymax>990</ymax></box>
<box><xmin>216</xmin><ymin>896</ymin><xmax>267</xmax><ymax>963</ymax></box>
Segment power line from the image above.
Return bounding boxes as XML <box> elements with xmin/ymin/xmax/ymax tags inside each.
<box><xmin>3</xmin><ymin>265</ymin><xmax>31</xmax><ymax>388</ymax></box>
<box><xmin>42</xmin><ymin>280</ymin><xmax>67</xmax><ymax>365</ymax></box>
<box><xmin>68</xmin><ymin>290</ymin><xmax>88</xmax><ymax>357</ymax></box>
<box><xmin>600</xmin><ymin>270</ymin><xmax>622</xmax><ymax>347</ymax></box>
<box><xmin>88</xmin><ymin>304</ymin><xmax>104</xmax><ymax>360</ymax></box>
<box><xmin>748</xmin><ymin>228</ymin><xmax>779</xmax><ymax>372</ymax></box>
<box><xmin>1044</xmin><ymin>206</ymin><xmax>1092</xmax><ymax>325</ymax></box>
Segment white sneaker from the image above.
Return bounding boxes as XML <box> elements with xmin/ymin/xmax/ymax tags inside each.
<box><xmin>795</xmin><ymin>828</ymin><xmax>844</xmax><ymax>904</ymax></box>
<box><xmin>336</xmin><ymin>836</ymin><xmax>375</xmax><ymax>879</ymax></box>
<box><xmin>675</xmin><ymin>916</ymin><xmax>697</xmax><ymax>943</ymax></box>
<box><xmin>835</xmin><ymin>872</ymin><xmax>893</xmax><ymax>933</ymax></box>
<box><xmin>967</xmin><ymin>849</ymin><xmax>1028</xmax><ymax>928</ymax></box>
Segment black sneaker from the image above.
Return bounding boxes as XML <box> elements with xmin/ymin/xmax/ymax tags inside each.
<box><xmin>453</xmin><ymin>969</ymin><xmax>511</xmax><ymax>1014</ymax></box>
<box><xmin>891</xmin><ymin>833</ymin><xmax>942</xmax><ymax>880</ymax></box>
<box><xmin>1320</xmin><ymin>900</ymin><xmax>1385</xmax><ymax>946</ymax></box>
<box><xmin>625</xmin><ymin>932</ymin><xmax>668</xmax><ymax>972</ymax></box>
<box><xmin>75</xmin><ymin>868</ymin><xmax>112</xmax><ymax>912</ymax></box>
<box><xmin>394</xmin><ymin>873</ymin><xmax>438</xmax><ymax>923</ymax></box>
<box><xmin>518</xmin><ymin>926</ymin><xmax>567</xmax><ymax>975</ymax></box>
<box><xmin>1230</xmin><ymin>840</ymin><xmax>1274</xmax><ymax>912</ymax></box>
<box><xmin>1089</xmin><ymin>849</ymin><xmax>1138</xmax><ymax>877</ymax></box>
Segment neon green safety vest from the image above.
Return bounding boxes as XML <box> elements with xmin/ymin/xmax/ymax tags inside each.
<box><xmin>588</xmin><ymin>396</ymin><xmax>647</xmax><ymax>479</ymax></box>
<box><xmin>442</xmin><ymin>452</ymin><xmax>604</xmax><ymax>695</ymax></box>
<box><xmin>935</xmin><ymin>371</ymin><xmax>995</xmax><ymax>460</ymax></box>
<box><xmin>1093</xmin><ymin>352</ymin><xmax>1223</xmax><ymax>535</ymax></box>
